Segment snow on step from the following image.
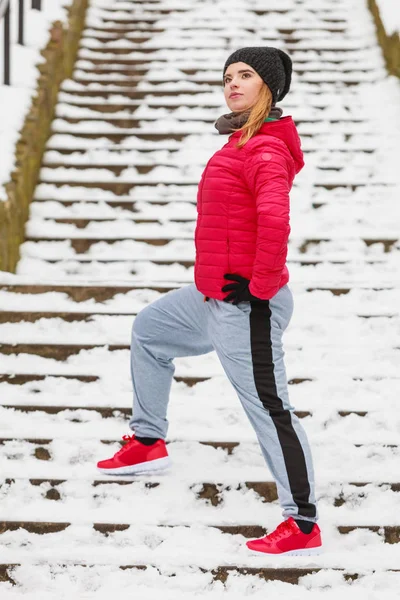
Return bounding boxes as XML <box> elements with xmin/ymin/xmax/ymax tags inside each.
<box><xmin>23</xmin><ymin>216</ymin><xmax>399</xmax><ymax>239</ymax></box>
<box><xmin>1</xmin><ymin>524</ymin><xmax>400</xmax><ymax>573</ymax></box>
<box><xmin>1</xmin><ymin>434</ymin><xmax>400</xmax><ymax>483</ymax></box>
<box><xmin>1</xmin><ymin>287</ymin><xmax>399</xmax><ymax>315</ymax></box>
<box><xmin>27</xmin><ymin>201</ymin><xmax>197</xmax><ymax>220</ymax></box>
<box><xmin>1</xmin><ymin>343</ymin><xmax>399</xmax><ymax>383</ymax></box>
<box><xmin>1</xmin><ymin>565</ymin><xmax>399</xmax><ymax>598</ymax></box>
<box><xmin>25</xmin><ymin>219</ymin><xmax>195</xmax><ymax>239</ymax></box>
<box><xmin>42</xmin><ymin>143</ymin><xmax>374</xmax><ymax>161</ymax></box>
<box><xmin>25</xmin><ymin>199</ymin><xmax>399</xmax><ymax>234</ymax></box>
<box><xmin>73</xmin><ymin>59</ymin><xmax>383</xmax><ymax>74</ymax></box>
<box><xmin>1</xmin><ymin>311</ymin><xmax>400</xmax><ymax>347</ymax></box>
<box><xmin>56</xmin><ymin>88</ymin><xmax>372</xmax><ymax>108</ymax></box>
<box><xmin>0</xmin><ymin>375</ymin><xmax>395</xmax><ymax>413</ymax></box>
<box><xmin>0</xmin><ymin>407</ymin><xmax>399</xmax><ymax>447</ymax></box>
<box><xmin>13</xmin><ymin>259</ymin><xmax>400</xmax><ymax>287</ymax></box>
<box><xmin>2</xmin><ymin>476</ymin><xmax>400</xmax><ymax>530</ymax></box>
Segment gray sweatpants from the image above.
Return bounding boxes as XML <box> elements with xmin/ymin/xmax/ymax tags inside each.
<box><xmin>129</xmin><ymin>283</ymin><xmax>318</xmax><ymax>522</ymax></box>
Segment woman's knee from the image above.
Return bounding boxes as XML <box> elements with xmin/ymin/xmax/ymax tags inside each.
<box><xmin>132</xmin><ymin>305</ymin><xmax>155</xmax><ymax>343</ymax></box>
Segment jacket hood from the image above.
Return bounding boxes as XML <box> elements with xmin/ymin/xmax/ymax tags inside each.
<box><xmin>230</xmin><ymin>116</ymin><xmax>305</xmax><ymax>174</ymax></box>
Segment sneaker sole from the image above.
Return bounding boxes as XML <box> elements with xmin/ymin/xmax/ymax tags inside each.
<box><xmin>248</xmin><ymin>546</ymin><xmax>322</xmax><ymax>557</ymax></box>
<box><xmin>97</xmin><ymin>456</ymin><xmax>171</xmax><ymax>475</ymax></box>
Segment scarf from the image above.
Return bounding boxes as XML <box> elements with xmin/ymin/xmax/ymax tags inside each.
<box><xmin>214</xmin><ymin>105</ymin><xmax>283</xmax><ymax>135</ymax></box>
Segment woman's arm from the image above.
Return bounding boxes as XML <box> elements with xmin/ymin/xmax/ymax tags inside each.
<box><xmin>243</xmin><ymin>147</ymin><xmax>292</xmax><ymax>300</ymax></box>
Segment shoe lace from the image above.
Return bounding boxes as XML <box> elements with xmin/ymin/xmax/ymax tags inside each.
<box><xmin>267</xmin><ymin>519</ymin><xmax>296</xmax><ymax>543</ymax></box>
<box><xmin>114</xmin><ymin>434</ymin><xmax>136</xmax><ymax>458</ymax></box>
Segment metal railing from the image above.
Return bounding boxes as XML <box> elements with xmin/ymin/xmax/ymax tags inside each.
<box><xmin>1</xmin><ymin>0</ymin><xmax>42</xmax><ymax>85</ymax></box>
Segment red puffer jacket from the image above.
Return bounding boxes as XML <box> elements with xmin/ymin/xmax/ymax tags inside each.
<box><xmin>194</xmin><ymin>116</ymin><xmax>305</xmax><ymax>300</ymax></box>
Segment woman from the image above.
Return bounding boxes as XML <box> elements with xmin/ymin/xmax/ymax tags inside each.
<box><xmin>97</xmin><ymin>47</ymin><xmax>322</xmax><ymax>556</ymax></box>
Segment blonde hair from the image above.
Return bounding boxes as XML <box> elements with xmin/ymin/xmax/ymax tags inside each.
<box><xmin>231</xmin><ymin>84</ymin><xmax>273</xmax><ymax>149</ymax></box>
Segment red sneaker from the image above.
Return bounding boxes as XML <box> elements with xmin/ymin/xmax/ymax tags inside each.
<box><xmin>97</xmin><ymin>434</ymin><xmax>170</xmax><ymax>475</ymax></box>
<box><xmin>246</xmin><ymin>517</ymin><xmax>322</xmax><ymax>556</ymax></box>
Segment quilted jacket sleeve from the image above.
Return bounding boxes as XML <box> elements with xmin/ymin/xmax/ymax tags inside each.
<box><xmin>243</xmin><ymin>146</ymin><xmax>292</xmax><ymax>300</ymax></box>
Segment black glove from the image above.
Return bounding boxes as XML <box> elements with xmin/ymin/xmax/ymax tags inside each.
<box><xmin>222</xmin><ymin>273</ymin><xmax>268</xmax><ymax>304</ymax></box>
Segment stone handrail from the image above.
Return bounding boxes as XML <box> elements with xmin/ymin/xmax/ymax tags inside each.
<box><xmin>0</xmin><ymin>0</ymin><xmax>88</xmax><ymax>272</ymax></box>
<box><xmin>368</xmin><ymin>0</ymin><xmax>400</xmax><ymax>78</ymax></box>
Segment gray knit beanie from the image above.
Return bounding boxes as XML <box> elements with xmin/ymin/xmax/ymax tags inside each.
<box><xmin>222</xmin><ymin>46</ymin><xmax>292</xmax><ymax>103</ymax></box>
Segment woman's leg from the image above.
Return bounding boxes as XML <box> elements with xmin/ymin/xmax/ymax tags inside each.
<box><xmin>206</xmin><ymin>285</ymin><xmax>318</xmax><ymax>523</ymax></box>
<box><xmin>129</xmin><ymin>284</ymin><xmax>213</xmax><ymax>439</ymax></box>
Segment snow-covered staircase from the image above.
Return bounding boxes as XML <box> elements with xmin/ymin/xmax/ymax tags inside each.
<box><xmin>1</xmin><ymin>0</ymin><xmax>400</xmax><ymax>592</ymax></box>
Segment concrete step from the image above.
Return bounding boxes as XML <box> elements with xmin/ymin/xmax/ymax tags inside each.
<box><xmin>54</xmin><ymin>115</ymin><xmax>368</xmax><ymax>127</ymax></box>
<box><xmin>0</xmin><ymin>341</ymin><xmax>397</xmax><ymax>361</ymax></box>
<box><xmin>40</xmin><ymin>159</ymin><xmax>372</xmax><ymax>174</ymax></box>
<box><xmin>0</xmin><ymin>563</ymin><xmax>384</xmax><ymax>586</ymax></box>
<box><xmin>1</xmin><ymin>310</ymin><xmax>396</xmax><ymax>324</ymax></box>
<box><xmin>77</xmin><ymin>43</ymin><xmax>372</xmax><ymax>55</ymax></box>
<box><xmin>70</xmin><ymin>73</ymin><xmax>378</xmax><ymax>86</ymax></box>
<box><xmin>0</xmin><ymin>402</ymin><xmax>313</xmax><ymax>418</ymax></box>
<box><xmin>1</xmin><ymin>520</ymin><xmax>399</xmax><ymax>543</ymax></box>
<box><xmin>37</xmin><ymin>179</ymin><xmax>395</xmax><ymax>194</ymax></box>
<box><xmin>0</xmin><ymin>373</ymin><xmax>207</xmax><ymax>386</ymax></box>
<box><xmin>24</xmin><ymin>238</ymin><xmax>189</xmax><ymax>251</ymax></box>
<box><xmin>75</xmin><ymin>54</ymin><xmax>373</xmax><ymax>66</ymax></box>
<box><xmin>44</xmin><ymin>145</ymin><xmax>379</xmax><ymax>155</ymax></box>
<box><xmin>0</xmin><ymin>284</ymin><xmax>390</xmax><ymax>300</ymax></box>
<box><xmin>33</xmin><ymin>216</ymin><xmax>195</xmax><ymax>225</ymax></box>
<box><xmin>16</xmin><ymin>258</ymin><xmax>394</xmax><ymax>268</ymax></box>
<box><xmin>0</xmin><ymin>284</ymin><xmax>178</xmax><ymax>301</ymax></box>
<box><xmin>82</xmin><ymin>24</ymin><xmax>348</xmax><ymax>35</ymax></box>
<box><xmin>23</xmin><ymin>231</ymin><xmax>398</xmax><ymax>250</ymax></box>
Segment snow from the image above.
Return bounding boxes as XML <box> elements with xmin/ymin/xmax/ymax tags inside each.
<box><xmin>0</xmin><ymin>0</ymin><xmax>72</xmax><ymax>200</ymax></box>
<box><xmin>376</xmin><ymin>0</ymin><xmax>400</xmax><ymax>35</ymax></box>
<box><xmin>0</xmin><ymin>567</ymin><xmax>399</xmax><ymax>600</ymax></box>
<box><xmin>1</xmin><ymin>0</ymin><xmax>400</xmax><ymax>596</ymax></box>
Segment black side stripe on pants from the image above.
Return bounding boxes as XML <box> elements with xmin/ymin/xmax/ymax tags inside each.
<box><xmin>249</xmin><ymin>301</ymin><xmax>316</xmax><ymax>519</ymax></box>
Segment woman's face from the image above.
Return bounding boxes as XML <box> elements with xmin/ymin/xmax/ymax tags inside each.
<box><xmin>223</xmin><ymin>61</ymin><xmax>264</xmax><ymax>112</ymax></box>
